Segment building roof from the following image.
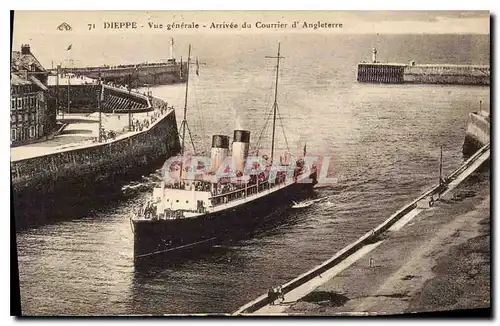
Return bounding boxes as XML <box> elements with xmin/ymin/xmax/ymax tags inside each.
<box><xmin>12</xmin><ymin>49</ymin><xmax>46</xmax><ymax>73</ymax></box>
<box><xmin>29</xmin><ymin>75</ymin><xmax>48</xmax><ymax>91</ymax></box>
<box><xmin>11</xmin><ymin>73</ymin><xmax>33</xmax><ymax>86</ymax></box>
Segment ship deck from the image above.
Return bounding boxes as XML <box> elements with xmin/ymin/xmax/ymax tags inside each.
<box><xmin>11</xmin><ymin>108</ymin><xmax>173</xmax><ymax>162</ymax></box>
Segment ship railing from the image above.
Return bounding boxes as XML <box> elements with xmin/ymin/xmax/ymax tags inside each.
<box><xmin>165</xmin><ymin>180</ymin><xmax>212</xmax><ymax>192</ymax></box>
<box><xmin>211</xmin><ymin>184</ymin><xmax>255</xmax><ymax>204</ymax></box>
<box><xmin>209</xmin><ymin>179</ymin><xmax>290</xmax><ymax>206</ymax></box>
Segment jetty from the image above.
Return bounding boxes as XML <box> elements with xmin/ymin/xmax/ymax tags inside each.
<box><xmin>233</xmin><ymin>142</ymin><xmax>490</xmax><ymax>315</ymax></box>
<box><xmin>357</xmin><ymin>48</ymin><xmax>490</xmax><ymax>85</ymax></box>
<box><xmin>11</xmin><ymin>72</ymin><xmax>181</xmax><ymax>229</ymax></box>
<box><xmin>57</xmin><ymin>39</ymin><xmax>187</xmax><ymax>87</ymax></box>
<box><xmin>64</xmin><ymin>61</ymin><xmax>187</xmax><ymax>87</ymax></box>
<box><xmin>463</xmin><ymin>108</ymin><xmax>490</xmax><ymax>157</ymax></box>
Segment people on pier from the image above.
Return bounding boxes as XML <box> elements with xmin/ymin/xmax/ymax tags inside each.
<box><xmin>429</xmin><ymin>196</ymin><xmax>435</xmax><ymax>207</ymax></box>
<box><xmin>268</xmin><ymin>286</ymin><xmax>284</xmax><ymax>305</ymax></box>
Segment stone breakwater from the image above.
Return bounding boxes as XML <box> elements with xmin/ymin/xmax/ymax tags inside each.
<box><xmin>63</xmin><ymin>61</ymin><xmax>188</xmax><ymax>87</ymax></box>
<box><xmin>357</xmin><ymin>63</ymin><xmax>489</xmax><ymax>85</ymax></box>
<box><xmin>463</xmin><ymin>110</ymin><xmax>490</xmax><ymax>157</ymax></box>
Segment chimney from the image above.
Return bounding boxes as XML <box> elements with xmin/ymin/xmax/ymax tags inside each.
<box><xmin>232</xmin><ymin>130</ymin><xmax>250</xmax><ymax>173</ymax></box>
<box><xmin>210</xmin><ymin>135</ymin><xmax>230</xmax><ymax>173</ymax></box>
<box><xmin>21</xmin><ymin>44</ymin><xmax>31</xmax><ymax>55</ymax></box>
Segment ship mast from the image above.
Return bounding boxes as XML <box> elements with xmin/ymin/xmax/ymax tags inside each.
<box><xmin>178</xmin><ymin>44</ymin><xmax>197</xmax><ymax>180</ymax></box>
<box><xmin>98</xmin><ymin>68</ymin><xmax>102</xmax><ymax>142</ymax></box>
<box><xmin>265</xmin><ymin>43</ymin><xmax>284</xmax><ymax>163</ymax></box>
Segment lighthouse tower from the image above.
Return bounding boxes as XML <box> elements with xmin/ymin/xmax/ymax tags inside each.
<box><xmin>372</xmin><ymin>47</ymin><xmax>378</xmax><ymax>63</ymax></box>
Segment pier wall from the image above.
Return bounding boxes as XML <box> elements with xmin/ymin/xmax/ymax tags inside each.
<box><xmin>357</xmin><ymin>63</ymin><xmax>490</xmax><ymax>85</ymax></box>
<box><xmin>404</xmin><ymin>65</ymin><xmax>490</xmax><ymax>85</ymax></box>
<box><xmin>11</xmin><ymin>110</ymin><xmax>179</xmax><ymax>191</ymax></box>
<box><xmin>463</xmin><ymin>111</ymin><xmax>490</xmax><ymax>157</ymax></box>
<box><xmin>65</xmin><ymin>61</ymin><xmax>188</xmax><ymax>87</ymax></box>
<box><xmin>357</xmin><ymin>64</ymin><xmax>405</xmax><ymax>83</ymax></box>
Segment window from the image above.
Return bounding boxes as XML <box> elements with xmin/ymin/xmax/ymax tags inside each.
<box><xmin>17</xmin><ymin>114</ymin><xmax>22</xmax><ymax>122</ymax></box>
<box><xmin>24</xmin><ymin>114</ymin><xmax>28</xmax><ymax>121</ymax></box>
<box><xmin>17</xmin><ymin>98</ymin><xmax>22</xmax><ymax>108</ymax></box>
<box><xmin>11</xmin><ymin>99</ymin><xmax>15</xmax><ymax>110</ymax></box>
<box><xmin>29</xmin><ymin>126</ymin><xmax>35</xmax><ymax>138</ymax></box>
<box><xmin>11</xmin><ymin>129</ymin><xmax>16</xmax><ymax>141</ymax></box>
<box><xmin>31</xmin><ymin>113</ymin><xmax>35</xmax><ymax>121</ymax></box>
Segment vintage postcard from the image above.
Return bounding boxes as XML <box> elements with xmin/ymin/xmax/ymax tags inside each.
<box><xmin>10</xmin><ymin>10</ymin><xmax>490</xmax><ymax>317</ymax></box>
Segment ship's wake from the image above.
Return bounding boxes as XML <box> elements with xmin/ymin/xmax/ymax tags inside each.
<box><xmin>291</xmin><ymin>194</ymin><xmax>336</xmax><ymax>209</ymax></box>
<box><xmin>121</xmin><ymin>169</ymin><xmax>163</xmax><ymax>197</ymax></box>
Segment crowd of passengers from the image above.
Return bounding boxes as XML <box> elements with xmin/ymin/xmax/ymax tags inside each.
<box><xmin>128</xmin><ymin>108</ymin><xmax>166</xmax><ymax>132</ymax></box>
<box><xmin>163</xmin><ymin>169</ymin><xmax>296</xmax><ymax>196</ymax></box>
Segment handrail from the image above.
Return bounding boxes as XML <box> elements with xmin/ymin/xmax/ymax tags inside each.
<box><xmin>210</xmin><ymin>182</ymin><xmax>267</xmax><ymax>200</ymax></box>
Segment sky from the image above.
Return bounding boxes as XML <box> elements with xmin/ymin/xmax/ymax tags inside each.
<box><xmin>12</xmin><ymin>10</ymin><xmax>490</xmax><ymax>45</ymax></box>
<box><xmin>11</xmin><ymin>10</ymin><xmax>490</xmax><ymax>68</ymax></box>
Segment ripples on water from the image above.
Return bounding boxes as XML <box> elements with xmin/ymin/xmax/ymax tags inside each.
<box><xmin>15</xmin><ymin>34</ymin><xmax>489</xmax><ymax>315</ymax></box>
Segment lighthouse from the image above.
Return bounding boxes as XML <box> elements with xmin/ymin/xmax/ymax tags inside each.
<box><xmin>372</xmin><ymin>47</ymin><xmax>378</xmax><ymax>63</ymax></box>
<box><xmin>169</xmin><ymin>37</ymin><xmax>175</xmax><ymax>60</ymax></box>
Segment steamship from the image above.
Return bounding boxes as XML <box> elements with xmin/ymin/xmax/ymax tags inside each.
<box><xmin>131</xmin><ymin>44</ymin><xmax>318</xmax><ymax>260</ymax></box>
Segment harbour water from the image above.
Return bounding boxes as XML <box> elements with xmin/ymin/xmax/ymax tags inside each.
<box><xmin>15</xmin><ymin>34</ymin><xmax>489</xmax><ymax>315</ymax></box>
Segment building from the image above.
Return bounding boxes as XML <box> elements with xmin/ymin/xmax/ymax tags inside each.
<box><xmin>10</xmin><ymin>72</ymin><xmax>49</xmax><ymax>146</ymax></box>
<box><xmin>11</xmin><ymin>44</ymin><xmax>48</xmax><ymax>84</ymax></box>
<box><xmin>10</xmin><ymin>44</ymin><xmax>56</xmax><ymax>146</ymax></box>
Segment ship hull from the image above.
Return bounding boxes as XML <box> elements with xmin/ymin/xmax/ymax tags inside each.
<box><xmin>132</xmin><ymin>179</ymin><xmax>316</xmax><ymax>261</ymax></box>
